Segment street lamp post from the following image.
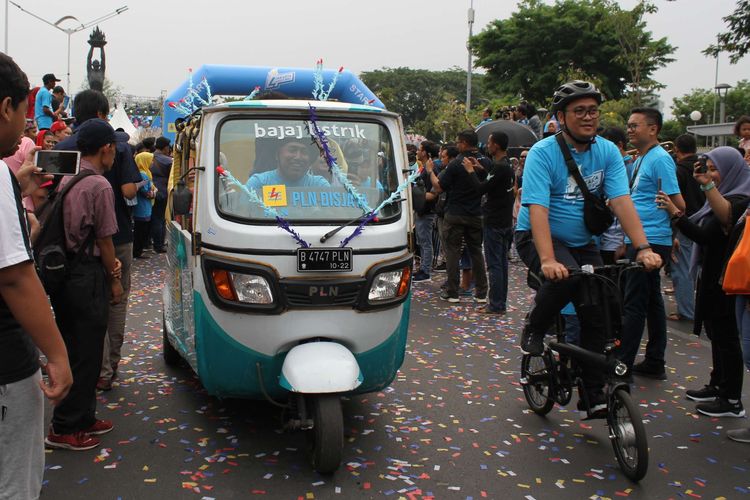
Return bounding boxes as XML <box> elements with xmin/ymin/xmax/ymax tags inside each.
<box><xmin>466</xmin><ymin>0</ymin><xmax>474</xmax><ymax>112</ymax></box>
<box><xmin>8</xmin><ymin>2</ymin><xmax>128</xmax><ymax>92</ymax></box>
<box><xmin>715</xmin><ymin>83</ymin><xmax>732</xmax><ymax>146</ymax></box>
<box><xmin>441</xmin><ymin>120</ymin><xmax>449</xmax><ymax>144</ymax></box>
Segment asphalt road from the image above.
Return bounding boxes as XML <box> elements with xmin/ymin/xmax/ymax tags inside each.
<box><xmin>40</xmin><ymin>254</ymin><xmax>750</xmax><ymax>499</ymax></box>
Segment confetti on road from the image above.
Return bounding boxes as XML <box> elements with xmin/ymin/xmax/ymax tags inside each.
<box><xmin>38</xmin><ymin>255</ymin><xmax>750</xmax><ymax>499</ymax></box>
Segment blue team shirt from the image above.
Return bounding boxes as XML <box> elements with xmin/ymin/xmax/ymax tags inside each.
<box><xmin>245</xmin><ymin>169</ymin><xmax>330</xmax><ymax>191</ymax></box>
<box><xmin>34</xmin><ymin>87</ymin><xmax>53</xmax><ymax>129</ymax></box>
<box><xmin>625</xmin><ymin>145</ymin><xmax>679</xmax><ymax>246</ymax></box>
<box><xmin>517</xmin><ymin>135</ymin><xmax>630</xmax><ymax>248</ymax></box>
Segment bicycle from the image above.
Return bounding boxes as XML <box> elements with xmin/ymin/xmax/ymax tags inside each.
<box><xmin>519</xmin><ymin>261</ymin><xmax>649</xmax><ymax>482</ymax></box>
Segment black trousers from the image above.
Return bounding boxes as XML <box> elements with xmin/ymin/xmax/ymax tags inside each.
<box><xmin>515</xmin><ymin>230</ymin><xmax>610</xmax><ymax>392</ymax></box>
<box><xmin>705</xmin><ymin>314</ymin><xmax>744</xmax><ymax>400</ymax></box>
<box><xmin>133</xmin><ymin>218</ymin><xmax>151</xmax><ymax>258</ymax></box>
<box><xmin>50</xmin><ymin>259</ymin><xmax>109</xmax><ymax>434</ymax></box>
<box><xmin>443</xmin><ymin>213</ymin><xmax>488</xmax><ymax>298</ymax></box>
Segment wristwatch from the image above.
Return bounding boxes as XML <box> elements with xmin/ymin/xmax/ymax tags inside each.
<box><xmin>635</xmin><ymin>243</ymin><xmax>651</xmax><ymax>253</ymax></box>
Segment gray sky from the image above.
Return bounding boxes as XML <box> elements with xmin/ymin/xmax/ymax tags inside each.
<box><xmin>4</xmin><ymin>0</ymin><xmax>746</xmax><ymax>119</ymax></box>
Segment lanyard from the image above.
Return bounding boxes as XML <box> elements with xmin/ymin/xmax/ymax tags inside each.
<box><xmin>629</xmin><ymin>143</ymin><xmax>660</xmax><ymax>191</ymax></box>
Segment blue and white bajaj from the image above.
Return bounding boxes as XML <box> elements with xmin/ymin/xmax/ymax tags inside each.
<box><xmin>163</xmin><ymin>96</ymin><xmax>414</xmax><ymax>473</ymax></box>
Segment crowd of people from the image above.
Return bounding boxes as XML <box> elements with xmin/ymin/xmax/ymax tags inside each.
<box><xmin>409</xmin><ymin>83</ymin><xmax>750</xmax><ymax>430</ymax></box>
<box><xmin>2</xmin><ymin>47</ymin><xmax>750</xmax><ymax>499</ymax></box>
<box><xmin>0</xmin><ymin>55</ymin><xmax>174</xmax><ymax>499</ymax></box>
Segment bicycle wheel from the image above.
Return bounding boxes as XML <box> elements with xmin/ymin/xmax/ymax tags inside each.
<box><xmin>608</xmin><ymin>389</ymin><xmax>648</xmax><ymax>481</ymax></box>
<box><xmin>520</xmin><ymin>353</ymin><xmax>555</xmax><ymax>415</ymax></box>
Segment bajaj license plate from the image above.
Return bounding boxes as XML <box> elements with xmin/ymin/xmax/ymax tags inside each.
<box><xmin>297</xmin><ymin>248</ymin><xmax>353</xmax><ymax>272</ymax></box>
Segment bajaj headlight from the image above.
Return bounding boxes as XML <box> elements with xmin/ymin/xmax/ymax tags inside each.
<box><xmin>212</xmin><ymin>269</ymin><xmax>274</xmax><ymax>304</ymax></box>
<box><xmin>368</xmin><ymin>266</ymin><xmax>411</xmax><ymax>302</ymax></box>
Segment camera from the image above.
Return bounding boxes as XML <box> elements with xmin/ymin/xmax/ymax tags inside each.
<box><xmin>696</xmin><ymin>155</ymin><xmax>709</xmax><ymax>174</ymax></box>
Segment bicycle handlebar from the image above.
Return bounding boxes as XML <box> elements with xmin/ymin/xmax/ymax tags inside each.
<box><xmin>566</xmin><ymin>260</ymin><xmax>645</xmax><ymax>275</ymax></box>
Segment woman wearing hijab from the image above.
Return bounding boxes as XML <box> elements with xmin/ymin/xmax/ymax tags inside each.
<box><xmin>133</xmin><ymin>152</ymin><xmax>155</xmax><ymax>258</ymax></box>
<box><xmin>657</xmin><ymin>147</ymin><xmax>750</xmax><ymax>420</ymax></box>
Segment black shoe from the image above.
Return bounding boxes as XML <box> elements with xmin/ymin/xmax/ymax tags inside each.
<box><xmin>696</xmin><ymin>397</ymin><xmax>746</xmax><ymax>418</ymax></box>
<box><xmin>432</xmin><ymin>262</ymin><xmax>447</xmax><ymax>273</ymax></box>
<box><xmin>631</xmin><ymin>360</ymin><xmax>667</xmax><ymax>380</ymax></box>
<box><xmin>412</xmin><ymin>271</ymin><xmax>431</xmax><ymax>282</ymax></box>
<box><xmin>577</xmin><ymin>391</ymin><xmax>607</xmax><ymax>417</ymax></box>
<box><xmin>439</xmin><ymin>290</ymin><xmax>460</xmax><ymax>303</ymax></box>
<box><xmin>520</xmin><ymin>326</ymin><xmax>544</xmax><ymax>355</ymax></box>
<box><xmin>686</xmin><ymin>385</ymin><xmax>720</xmax><ymax>402</ymax></box>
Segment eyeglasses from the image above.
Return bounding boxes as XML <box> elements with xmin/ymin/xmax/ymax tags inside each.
<box><xmin>626</xmin><ymin>122</ymin><xmax>654</xmax><ymax>130</ymax></box>
<box><xmin>570</xmin><ymin>106</ymin><xmax>600</xmax><ymax>119</ymax></box>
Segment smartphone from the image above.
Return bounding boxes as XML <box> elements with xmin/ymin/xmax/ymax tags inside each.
<box><xmin>697</xmin><ymin>155</ymin><xmax>709</xmax><ymax>174</ymax></box>
<box><xmin>35</xmin><ymin>150</ymin><xmax>80</xmax><ymax>176</ymax></box>
<box><xmin>656</xmin><ymin>178</ymin><xmax>664</xmax><ymax>207</ymax></box>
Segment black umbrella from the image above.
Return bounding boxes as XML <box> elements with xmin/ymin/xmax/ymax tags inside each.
<box><xmin>475</xmin><ymin>119</ymin><xmax>539</xmax><ymax>149</ymax></box>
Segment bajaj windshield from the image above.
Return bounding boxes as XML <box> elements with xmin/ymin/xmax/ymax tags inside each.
<box><xmin>216</xmin><ymin>117</ymin><xmax>401</xmax><ymax>223</ymax></box>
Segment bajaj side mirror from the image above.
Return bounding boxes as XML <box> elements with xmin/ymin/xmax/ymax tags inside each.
<box><xmin>172</xmin><ymin>180</ymin><xmax>192</xmax><ymax>216</ymax></box>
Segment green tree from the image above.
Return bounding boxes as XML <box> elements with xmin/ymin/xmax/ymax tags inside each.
<box><xmin>470</xmin><ymin>0</ymin><xmax>675</xmax><ymax>106</ymax></box>
<box><xmin>705</xmin><ymin>0</ymin><xmax>750</xmax><ymax>64</ymax></box>
<box><xmin>670</xmin><ymin>80</ymin><xmax>750</xmax><ymax>128</ymax></box>
<box><xmin>419</xmin><ymin>92</ymin><xmax>470</xmax><ymax>142</ymax></box>
<box><xmin>359</xmin><ymin>67</ymin><xmax>489</xmax><ymax>134</ymax></box>
<box><xmin>659</xmin><ymin>119</ymin><xmax>685</xmax><ymax>143</ymax></box>
<box><xmin>603</xmin><ymin>1</ymin><xmax>675</xmax><ymax>106</ymax></box>
<box><xmin>598</xmin><ymin>97</ymin><xmax>637</xmax><ymax>129</ymax></box>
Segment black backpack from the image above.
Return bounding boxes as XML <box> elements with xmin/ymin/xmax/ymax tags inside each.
<box><xmin>33</xmin><ymin>171</ymin><xmax>96</xmax><ymax>295</ymax></box>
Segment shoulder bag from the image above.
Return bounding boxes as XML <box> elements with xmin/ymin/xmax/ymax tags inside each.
<box><xmin>555</xmin><ymin>133</ymin><xmax>614</xmax><ymax>235</ymax></box>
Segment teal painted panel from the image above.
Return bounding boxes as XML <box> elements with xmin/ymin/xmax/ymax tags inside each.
<box><xmin>192</xmin><ymin>293</ymin><xmax>412</xmax><ymax>399</ymax></box>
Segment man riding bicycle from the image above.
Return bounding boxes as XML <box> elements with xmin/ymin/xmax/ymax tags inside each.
<box><xmin>515</xmin><ymin>81</ymin><xmax>662</xmax><ymax>412</ymax></box>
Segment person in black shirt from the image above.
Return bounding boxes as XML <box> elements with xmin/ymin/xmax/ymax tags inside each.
<box><xmin>413</xmin><ymin>140</ymin><xmax>441</xmax><ymax>281</ymax></box>
<box><xmin>54</xmin><ymin>90</ymin><xmax>140</xmax><ymax>391</ymax></box>
<box><xmin>463</xmin><ymin>131</ymin><xmax>515</xmax><ymax>313</ymax></box>
<box><xmin>669</xmin><ymin>134</ymin><xmax>706</xmax><ymax>322</ymax></box>
<box><xmin>657</xmin><ymin>146</ymin><xmax>750</xmax><ymax>418</ymax></box>
<box><xmin>426</xmin><ymin>130</ymin><xmax>491</xmax><ymax>302</ymax></box>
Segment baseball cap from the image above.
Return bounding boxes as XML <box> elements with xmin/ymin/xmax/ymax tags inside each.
<box><xmin>42</xmin><ymin>73</ymin><xmax>61</xmax><ymax>84</ymax></box>
<box><xmin>76</xmin><ymin>118</ymin><xmax>116</xmax><ymax>151</ymax></box>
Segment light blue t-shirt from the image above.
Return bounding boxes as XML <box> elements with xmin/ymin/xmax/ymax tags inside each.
<box><xmin>517</xmin><ymin>135</ymin><xmax>630</xmax><ymax>248</ymax></box>
<box><xmin>245</xmin><ymin>169</ymin><xmax>330</xmax><ymax>192</ymax></box>
<box><xmin>625</xmin><ymin>146</ymin><xmax>679</xmax><ymax>246</ymax></box>
<box><xmin>34</xmin><ymin>87</ymin><xmax>53</xmax><ymax>129</ymax></box>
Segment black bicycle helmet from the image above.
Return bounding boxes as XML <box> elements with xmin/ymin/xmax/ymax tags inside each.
<box><xmin>551</xmin><ymin>80</ymin><xmax>602</xmax><ymax>114</ymax></box>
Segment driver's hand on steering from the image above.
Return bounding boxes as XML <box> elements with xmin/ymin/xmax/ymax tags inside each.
<box><xmin>540</xmin><ymin>258</ymin><xmax>568</xmax><ymax>281</ymax></box>
<box><xmin>635</xmin><ymin>248</ymin><xmax>662</xmax><ymax>270</ymax></box>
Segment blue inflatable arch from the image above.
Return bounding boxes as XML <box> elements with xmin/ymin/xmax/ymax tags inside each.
<box><xmin>163</xmin><ymin>65</ymin><xmax>385</xmax><ymax>141</ymax></box>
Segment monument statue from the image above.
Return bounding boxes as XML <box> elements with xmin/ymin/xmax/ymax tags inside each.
<box><xmin>87</xmin><ymin>27</ymin><xmax>107</xmax><ymax>92</ymax></box>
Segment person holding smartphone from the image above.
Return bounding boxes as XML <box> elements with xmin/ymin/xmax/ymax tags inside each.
<box><xmin>657</xmin><ymin>147</ymin><xmax>750</xmax><ymax>418</ymax></box>
<box><xmin>619</xmin><ymin>108</ymin><xmax>685</xmax><ymax>380</ymax></box>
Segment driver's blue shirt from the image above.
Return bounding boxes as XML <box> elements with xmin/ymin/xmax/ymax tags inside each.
<box><xmin>517</xmin><ymin>135</ymin><xmax>629</xmax><ymax>248</ymax></box>
<box><xmin>245</xmin><ymin>169</ymin><xmax>330</xmax><ymax>191</ymax></box>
